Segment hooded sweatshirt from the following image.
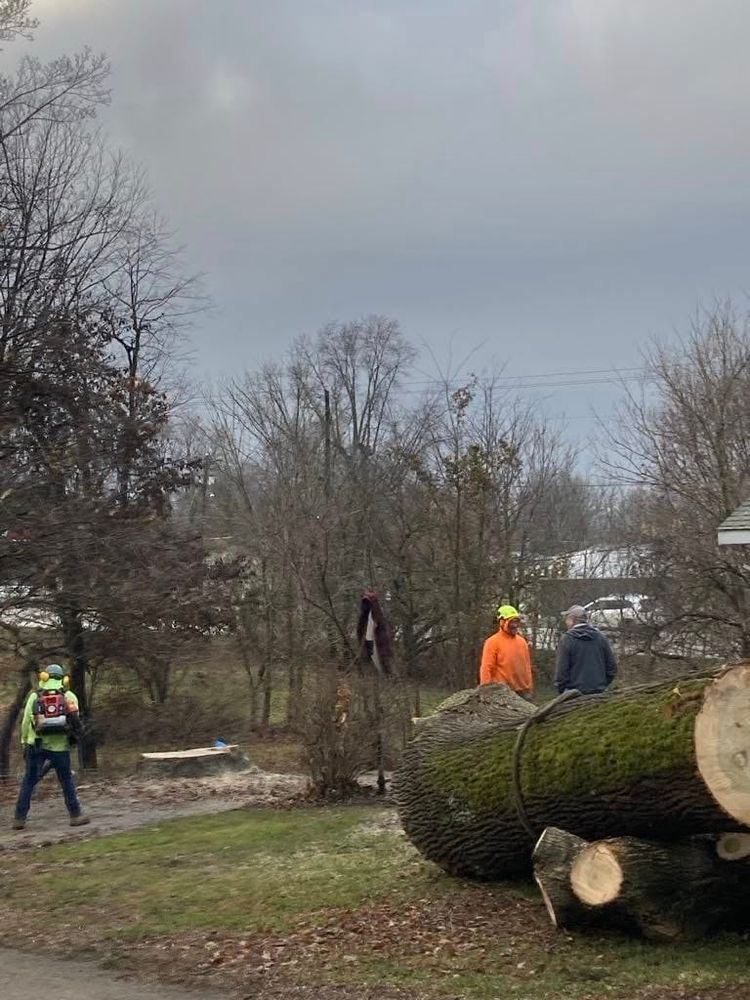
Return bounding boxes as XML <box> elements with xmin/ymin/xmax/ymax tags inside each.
<box><xmin>555</xmin><ymin>623</ymin><xmax>617</xmax><ymax>695</ymax></box>
<box><xmin>480</xmin><ymin>622</ymin><xmax>534</xmax><ymax>695</ymax></box>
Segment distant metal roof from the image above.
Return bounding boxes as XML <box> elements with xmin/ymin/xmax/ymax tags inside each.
<box><xmin>718</xmin><ymin>500</ymin><xmax>750</xmax><ymax>545</ymax></box>
<box><xmin>540</xmin><ymin>546</ymin><xmax>652</xmax><ymax>580</ymax></box>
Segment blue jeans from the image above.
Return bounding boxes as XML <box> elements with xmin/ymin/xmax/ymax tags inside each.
<box><xmin>15</xmin><ymin>746</ymin><xmax>81</xmax><ymax>820</ymax></box>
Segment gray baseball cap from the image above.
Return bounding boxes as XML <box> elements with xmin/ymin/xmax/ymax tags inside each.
<box><xmin>562</xmin><ymin>605</ymin><xmax>588</xmax><ymax>620</ymax></box>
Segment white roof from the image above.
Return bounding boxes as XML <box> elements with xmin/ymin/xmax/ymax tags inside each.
<box><xmin>718</xmin><ymin>500</ymin><xmax>750</xmax><ymax>546</ymax></box>
<box><xmin>551</xmin><ymin>546</ymin><xmax>650</xmax><ymax>580</ymax></box>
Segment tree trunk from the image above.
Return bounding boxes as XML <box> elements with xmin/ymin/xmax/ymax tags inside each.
<box><xmin>238</xmin><ymin>640</ymin><xmax>261</xmax><ymax>728</ymax></box>
<box><xmin>61</xmin><ymin>608</ymin><xmax>97</xmax><ymax>769</ymax></box>
<box><xmin>452</xmin><ymin>479</ymin><xmax>465</xmax><ymax>691</ymax></box>
<box><xmin>570</xmin><ymin>835</ymin><xmax>750</xmax><ymax>940</ymax></box>
<box><xmin>248</xmin><ymin>682</ymin><xmax>260</xmax><ymax>729</ymax></box>
<box><xmin>261</xmin><ymin>557</ymin><xmax>274</xmax><ymax>730</ymax></box>
<box><xmin>283</xmin><ymin>575</ymin><xmax>297</xmax><ymax>726</ymax></box>
<box><xmin>395</xmin><ymin>665</ymin><xmax>750</xmax><ymax>880</ymax></box>
<box><xmin>148</xmin><ymin>661</ymin><xmax>171</xmax><ymax>705</ymax></box>
<box><xmin>286</xmin><ymin>658</ymin><xmax>298</xmax><ymax>727</ymax></box>
<box><xmin>401</xmin><ymin>614</ymin><xmax>419</xmax><ymax>686</ymax></box>
<box><xmin>532</xmin><ymin>827</ymin><xmax>593</xmax><ymax>930</ymax></box>
<box><xmin>372</xmin><ymin>672</ymin><xmax>386</xmax><ymax>795</ymax></box>
<box><xmin>0</xmin><ymin>663</ymin><xmax>31</xmax><ymax>780</ymax></box>
<box><xmin>261</xmin><ymin>664</ymin><xmax>272</xmax><ymax>729</ymax></box>
<box><xmin>393</xmin><ymin>586</ymin><xmax>420</xmax><ymax>716</ymax></box>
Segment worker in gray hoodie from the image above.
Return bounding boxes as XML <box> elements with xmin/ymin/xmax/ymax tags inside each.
<box><xmin>555</xmin><ymin>605</ymin><xmax>618</xmax><ymax>694</ymax></box>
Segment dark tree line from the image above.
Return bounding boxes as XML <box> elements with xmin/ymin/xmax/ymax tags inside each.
<box><xmin>0</xmin><ymin>3</ymin><xmax>213</xmax><ymax>774</ymax></box>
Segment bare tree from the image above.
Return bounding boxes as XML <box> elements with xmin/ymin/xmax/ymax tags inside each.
<box><xmin>602</xmin><ymin>303</ymin><xmax>750</xmax><ymax>658</ymax></box>
<box><xmin>409</xmin><ymin>373</ymin><xmax>574</xmax><ymax>685</ymax></box>
<box><xmin>0</xmin><ymin>0</ymin><xmax>36</xmax><ymax>45</ymax></box>
<box><xmin>101</xmin><ymin>210</ymin><xmax>204</xmax><ymax>505</ymax></box>
<box><xmin>0</xmin><ymin>11</ymin><xmax>209</xmax><ymax>763</ymax></box>
<box><xmin>0</xmin><ymin>117</ymin><xmax>145</xmax><ymax>370</ymax></box>
<box><xmin>0</xmin><ymin>47</ymin><xmax>110</xmax><ymax>143</ymax></box>
<box><xmin>213</xmin><ymin>318</ymin><xmax>415</xmax><ymax>662</ymax></box>
<box><xmin>209</xmin><ymin>333</ymin><xmax>580</xmax><ymax>710</ymax></box>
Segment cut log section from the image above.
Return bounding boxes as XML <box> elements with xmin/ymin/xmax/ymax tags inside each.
<box><xmin>571</xmin><ymin>842</ymin><xmax>623</xmax><ymax>906</ymax></box>
<box><xmin>395</xmin><ymin>664</ymin><xmax>750</xmax><ymax>879</ymax></box>
<box><xmin>569</xmin><ymin>835</ymin><xmax>750</xmax><ymax>940</ymax></box>
<box><xmin>532</xmin><ymin>826</ymin><xmax>593</xmax><ymax>929</ymax></box>
<box><xmin>716</xmin><ymin>832</ymin><xmax>750</xmax><ymax>861</ymax></box>
<box><xmin>137</xmin><ymin>745</ymin><xmax>253</xmax><ymax>779</ymax></box>
<box><xmin>695</xmin><ymin>665</ymin><xmax>750</xmax><ymax>826</ymax></box>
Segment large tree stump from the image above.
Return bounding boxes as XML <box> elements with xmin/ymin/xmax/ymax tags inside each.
<box><xmin>395</xmin><ymin>665</ymin><xmax>750</xmax><ymax>879</ymax></box>
<box><xmin>137</xmin><ymin>745</ymin><xmax>252</xmax><ymax>779</ymax></box>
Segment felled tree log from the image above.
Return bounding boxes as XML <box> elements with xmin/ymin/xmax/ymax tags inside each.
<box><xmin>570</xmin><ymin>835</ymin><xmax>750</xmax><ymax>940</ymax></box>
<box><xmin>394</xmin><ymin>665</ymin><xmax>750</xmax><ymax>879</ymax></box>
<box><xmin>534</xmin><ymin>829</ymin><xmax>750</xmax><ymax>940</ymax></box>
<box><xmin>532</xmin><ymin>827</ymin><xmax>593</xmax><ymax>929</ymax></box>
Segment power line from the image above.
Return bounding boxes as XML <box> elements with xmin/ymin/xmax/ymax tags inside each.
<box><xmin>397</xmin><ymin>376</ymin><xmax>650</xmax><ymax>393</ymax></box>
<box><xmin>575</xmin><ymin>482</ymin><xmax>648</xmax><ymax>489</ymax></box>
<box><xmin>562</xmin><ymin>414</ymin><xmax>618</xmax><ymax>422</ymax></box>
<box><xmin>399</xmin><ymin>365</ymin><xmax>650</xmax><ymax>388</ymax></box>
<box><xmin>396</xmin><ymin>368</ymin><xmax>654</xmax><ymax>395</ymax></box>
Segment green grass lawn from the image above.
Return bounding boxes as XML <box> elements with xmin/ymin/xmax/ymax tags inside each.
<box><xmin>1</xmin><ymin>806</ymin><xmax>748</xmax><ymax>1000</ymax></box>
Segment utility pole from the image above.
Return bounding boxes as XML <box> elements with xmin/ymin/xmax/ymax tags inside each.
<box><xmin>200</xmin><ymin>452</ymin><xmax>211</xmax><ymax>523</ymax></box>
<box><xmin>324</xmin><ymin>389</ymin><xmax>332</xmax><ymax>501</ymax></box>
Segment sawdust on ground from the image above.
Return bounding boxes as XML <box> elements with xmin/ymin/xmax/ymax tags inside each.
<box><xmin>0</xmin><ymin>769</ymin><xmax>308</xmax><ymax>850</ymax></box>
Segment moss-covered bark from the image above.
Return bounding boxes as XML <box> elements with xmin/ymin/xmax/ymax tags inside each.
<box><xmin>395</xmin><ymin>676</ymin><xmax>741</xmax><ymax>879</ymax></box>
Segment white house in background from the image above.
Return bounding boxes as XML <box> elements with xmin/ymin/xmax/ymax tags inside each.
<box><xmin>535</xmin><ymin>545</ymin><xmax>656</xmax><ymax>631</ymax></box>
<box><xmin>557</xmin><ymin>546</ymin><xmax>651</xmax><ymax>580</ymax></box>
<box><xmin>718</xmin><ymin>501</ymin><xmax>750</xmax><ymax>546</ymax></box>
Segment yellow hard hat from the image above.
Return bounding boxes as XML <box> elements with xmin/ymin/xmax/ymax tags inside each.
<box><xmin>497</xmin><ymin>604</ymin><xmax>520</xmax><ymax>620</ymax></box>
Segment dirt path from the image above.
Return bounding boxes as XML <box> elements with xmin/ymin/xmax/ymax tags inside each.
<box><xmin>0</xmin><ymin>770</ymin><xmax>308</xmax><ymax>850</ymax></box>
<box><xmin>0</xmin><ymin>947</ymin><xmax>230</xmax><ymax>999</ymax></box>
<box><xmin>0</xmin><ymin>789</ymin><xmax>245</xmax><ymax>849</ymax></box>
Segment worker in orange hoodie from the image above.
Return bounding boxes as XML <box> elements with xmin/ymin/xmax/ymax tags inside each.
<box><xmin>479</xmin><ymin>604</ymin><xmax>534</xmax><ymax>698</ymax></box>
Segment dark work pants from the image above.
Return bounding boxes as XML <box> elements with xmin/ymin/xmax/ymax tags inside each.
<box><xmin>15</xmin><ymin>746</ymin><xmax>81</xmax><ymax>820</ymax></box>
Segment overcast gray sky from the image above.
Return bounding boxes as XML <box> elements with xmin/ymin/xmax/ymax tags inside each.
<box><xmin>20</xmin><ymin>0</ymin><xmax>750</xmax><ymax>424</ymax></box>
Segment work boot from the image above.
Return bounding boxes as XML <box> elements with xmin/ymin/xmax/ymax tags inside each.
<box><xmin>69</xmin><ymin>814</ymin><xmax>90</xmax><ymax>828</ymax></box>
<box><xmin>11</xmin><ymin>817</ymin><xmax>25</xmax><ymax>831</ymax></box>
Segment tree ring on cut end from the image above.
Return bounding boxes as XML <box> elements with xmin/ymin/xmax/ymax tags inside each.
<box><xmin>695</xmin><ymin>665</ymin><xmax>750</xmax><ymax>827</ymax></box>
<box><xmin>570</xmin><ymin>843</ymin><xmax>623</xmax><ymax>906</ymax></box>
